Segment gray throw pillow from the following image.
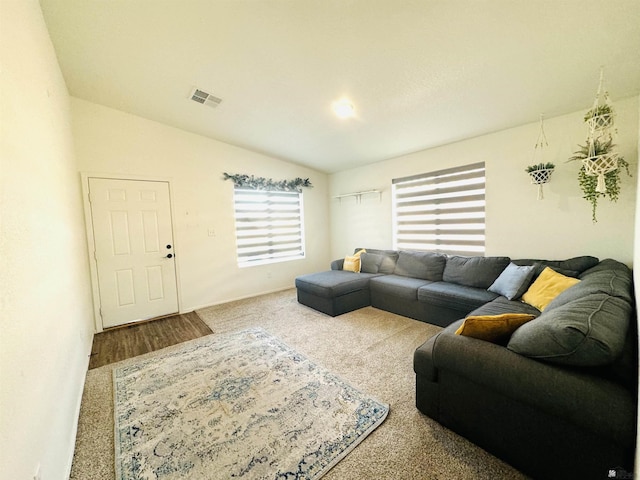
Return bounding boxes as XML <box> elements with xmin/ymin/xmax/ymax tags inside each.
<box><xmin>487</xmin><ymin>263</ymin><xmax>535</xmax><ymax>300</ymax></box>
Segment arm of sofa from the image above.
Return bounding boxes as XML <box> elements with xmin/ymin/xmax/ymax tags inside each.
<box><xmin>421</xmin><ymin>329</ymin><xmax>636</xmax><ymax>446</ymax></box>
<box><xmin>414</xmin><ymin>320</ymin><xmax>462</xmax><ymax>381</ymax></box>
<box><xmin>331</xmin><ymin>258</ymin><xmax>344</xmax><ymax>270</ymax></box>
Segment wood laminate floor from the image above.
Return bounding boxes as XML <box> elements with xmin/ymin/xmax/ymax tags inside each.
<box><xmin>88</xmin><ymin>311</ymin><xmax>213</xmax><ymax>369</ymax></box>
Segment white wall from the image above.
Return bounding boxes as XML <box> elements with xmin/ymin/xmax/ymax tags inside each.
<box><xmin>330</xmin><ymin>96</ymin><xmax>639</xmax><ymax>265</ymax></box>
<box><xmin>71</xmin><ymin>98</ymin><xmax>331</xmax><ymax>318</ymax></box>
<box><xmin>0</xmin><ymin>2</ymin><xmax>94</xmax><ymax>479</ymax></box>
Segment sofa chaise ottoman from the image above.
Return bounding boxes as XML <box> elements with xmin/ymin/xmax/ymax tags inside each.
<box><xmin>295</xmin><ymin>269</ymin><xmax>383</xmax><ymax>317</ymax></box>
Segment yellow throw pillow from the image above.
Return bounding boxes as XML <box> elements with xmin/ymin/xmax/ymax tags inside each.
<box><xmin>343</xmin><ymin>249</ymin><xmax>366</xmax><ymax>272</ymax></box>
<box><xmin>343</xmin><ymin>255</ymin><xmax>361</xmax><ymax>272</ymax></box>
<box><xmin>455</xmin><ymin>313</ymin><xmax>536</xmax><ymax>343</ymax></box>
<box><xmin>521</xmin><ymin>267</ymin><xmax>580</xmax><ymax>311</ymax></box>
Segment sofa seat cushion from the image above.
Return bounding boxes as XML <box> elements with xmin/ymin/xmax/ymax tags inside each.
<box><xmin>418</xmin><ymin>282</ymin><xmax>500</xmax><ymax>313</ymax></box>
<box><xmin>369</xmin><ymin>274</ymin><xmax>433</xmax><ymax>300</ymax></box>
<box><xmin>467</xmin><ymin>296</ymin><xmax>541</xmax><ymax>317</ymax></box>
<box><xmin>443</xmin><ymin>255</ymin><xmax>510</xmax><ymax>288</ymax></box>
<box><xmin>295</xmin><ymin>270</ymin><xmax>381</xmax><ymax>298</ymax></box>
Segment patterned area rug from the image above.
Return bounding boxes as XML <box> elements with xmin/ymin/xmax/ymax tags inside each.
<box><xmin>113</xmin><ymin>328</ymin><xmax>389</xmax><ymax>479</ymax></box>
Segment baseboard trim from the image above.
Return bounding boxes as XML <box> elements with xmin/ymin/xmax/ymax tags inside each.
<box><xmin>186</xmin><ymin>286</ymin><xmax>294</xmax><ymax>313</ymax></box>
<box><xmin>63</xmin><ymin>340</ymin><xmax>92</xmax><ymax>479</ymax></box>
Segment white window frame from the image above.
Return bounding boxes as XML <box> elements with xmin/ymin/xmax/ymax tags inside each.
<box><xmin>232</xmin><ymin>188</ymin><xmax>306</xmax><ymax>267</ymax></box>
<box><xmin>392</xmin><ymin>162</ymin><xmax>486</xmax><ymax>256</ymax></box>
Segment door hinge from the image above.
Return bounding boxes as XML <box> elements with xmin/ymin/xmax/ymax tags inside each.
<box><xmin>93</xmin><ymin>251</ymin><xmax>97</xmax><ymax>261</ymax></box>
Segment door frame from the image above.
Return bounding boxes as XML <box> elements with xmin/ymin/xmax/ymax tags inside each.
<box><xmin>81</xmin><ymin>172</ymin><xmax>182</xmax><ymax>333</ymax></box>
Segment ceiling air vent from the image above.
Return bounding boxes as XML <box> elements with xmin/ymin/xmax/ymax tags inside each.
<box><xmin>189</xmin><ymin>87</ymin><xmax>222</xmax><ymax>108</ymax></box>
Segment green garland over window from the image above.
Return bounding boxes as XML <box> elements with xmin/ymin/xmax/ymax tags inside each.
<box><xmin>223</xmin><ymin>173</ymin><xmax>313</xmax><ymax>192</ymax></box>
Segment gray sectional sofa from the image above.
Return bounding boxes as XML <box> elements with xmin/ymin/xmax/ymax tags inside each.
<box><xmin>295</xmin><ymin>248</ymin><xmax>637</xmax><ymax>480</ymax></box>
<box><xmin>295</xmin><ymin>248</ymin><xmax>511</xmax><ymax>325</ymax></box>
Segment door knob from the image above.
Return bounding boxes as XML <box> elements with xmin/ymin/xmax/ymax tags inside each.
<box><xmin>165</xmin><ymin>253</ymin><xmax>173</xmax><ymax>259</ymax></box>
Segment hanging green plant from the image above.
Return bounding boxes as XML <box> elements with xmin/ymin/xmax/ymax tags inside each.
<box><xmin>568</xmin><ymin>140</ymin><xmax>631</xmax><ymax>222</ymax></box>
<box><xmin>569</xmin><ymin>137</ymin><xmax>613</xmax><ymax>159</ymax></box>
<box><xmin>583</xmin><ymin>104</ymin><xmax>613</xmax><ymax>122</ymax></box>
<box><xmin>525</xmin><ymin>162</ymin><xmax>555</xmax><ymax>173</ymax></box>
<box><xmin>526</xmin><ymin>162</ymin><xmax>555</xmax><ymax>200</ymax></box>
<box><xmin>223</xmin><ymin>173</ymin><xmax>313</xmax><ymax>192</ymax></box>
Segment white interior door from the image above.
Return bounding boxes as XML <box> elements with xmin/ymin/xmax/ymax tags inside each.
<box><xmin>89</xmin><ymin>178</ymin><xmax>178</xmax><ymax>328</ymax></box>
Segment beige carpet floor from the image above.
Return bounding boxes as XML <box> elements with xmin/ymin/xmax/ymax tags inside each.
<box><xmin>70</xmin><ymin>288</ymin><xmax>528</xmax><ymax>479</ymax></box>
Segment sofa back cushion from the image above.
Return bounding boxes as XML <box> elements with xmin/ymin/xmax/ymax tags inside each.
<box><xmin>443</xmin><ymin>256</ymin><xmax>510</xmax><ymax>289</ymax></box>
<box><xmin>393</xmin><ymin>250</ymin><xmax>446</xmax><ymax>280</ymax></box>
<box><xmin>508</xmin><ymin>284</ymin><xmax>633</xmax><ymax>367</ymax></box>
<box><xmin>509</xmin><ymin>260</ymin><xmax>634</xmax><ymax>369</ymax></box>
<box><xmin>356</xmin><ymin>248</ymin><xmax>399</xmax><ymax>274</ymax></box>
<box><xmin>512</xmin><ymin>256</ymin><xmax>599</xmax><ymax>279</ymax></box>
<box><xmin>544</xmin><ymin>259</ymin><xmax>633</xmax><ymax>312</ymax></box>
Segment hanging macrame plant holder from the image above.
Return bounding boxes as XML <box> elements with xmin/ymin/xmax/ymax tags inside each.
<box><xmin>583</xmin><ymin>150</ymin><xmax>618</xmax><ymax>193</ymax></box>
<box><xmin>529</xmin><ymin>168</ymin><xmax>554</xmax><ymax>200</ymax></box>
<box><xmin>527</xmin><ymin>114</ymin><xmax>554</xmax><ymax>200</ymax></box>
<box><xmin>586</xmin><ymin>111</ymin><xmax>614</xmax><ymax>131</ymax></box>
<box><xmin>582</xmin><ymin>69</ymin><xmax>618</xmax><ymax>193</ymax></box>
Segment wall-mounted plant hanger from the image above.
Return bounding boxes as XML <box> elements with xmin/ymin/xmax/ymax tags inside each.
<box><xmin>525</xmin><ymin>114</ymin><xmax>554</xmax><ymax>200</ymax></box>
<box><xmin>334</xmin><ymin>190</ymin><xmax>382</xmax><ymax>204</ymax></box>
<box><xmin>567</xmin><ymin>67</ymin><xmax>631</xmax><ymax>222</ymax></box>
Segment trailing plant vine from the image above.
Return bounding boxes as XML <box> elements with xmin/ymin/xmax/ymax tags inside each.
<box><xmin>568</xmin><ymin>141</ymin><xmax>630</xmax><ymax>222</ymax></box>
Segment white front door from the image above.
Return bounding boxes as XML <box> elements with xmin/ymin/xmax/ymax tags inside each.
<box><xmin>88</xmin><ymin>178</ymin><xmax>178</xmax><ymax>328</ymax></box>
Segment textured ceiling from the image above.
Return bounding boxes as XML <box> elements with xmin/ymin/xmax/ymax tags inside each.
<box><xmin>40</xmin><ymin>0</ymin><xmax>640</xmax><ymax>173</ymax></box>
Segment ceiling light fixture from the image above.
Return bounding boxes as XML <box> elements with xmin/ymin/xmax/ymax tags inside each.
<box><xmin>332</xmin><ymin>99</ymin><xmax>355</xmax><ymax>119</ymax></box>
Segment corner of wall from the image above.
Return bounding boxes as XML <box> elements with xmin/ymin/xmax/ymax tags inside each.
<box><xmin>0</xmin><ymin>2</ymin><xmax>94</xmax><ymax>479</ymax></box>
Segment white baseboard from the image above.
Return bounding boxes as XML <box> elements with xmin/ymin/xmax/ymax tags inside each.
<box><xmin>63</xmin><ymin>340</ymin><xmax>92</xmax><ymax>479</ymax></box>
<box><xmin>184</xmin><ymin>286</ymin><xmax>295</xmax><ymax>313</ymax></box>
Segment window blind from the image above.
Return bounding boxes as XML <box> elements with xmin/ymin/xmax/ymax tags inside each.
<box><xmin>233</xmin><ymin>189</ymin><xmax>305</xmax><ymax>266</ymax></box>
<box><xmin>392</xmin><ymin>162</ymin><xmax>485</xmax><ymax>255</ymax></box>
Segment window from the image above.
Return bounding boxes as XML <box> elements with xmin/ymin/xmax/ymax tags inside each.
<box><xmin>233</xmin><ymin>188</ymin><xmax>305</xmax><ymax>266</ymax></box>
<box><xmin>392</xmin><ymin>162</ymin><xmax>485</xmax><ymax>255</ymax></box>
